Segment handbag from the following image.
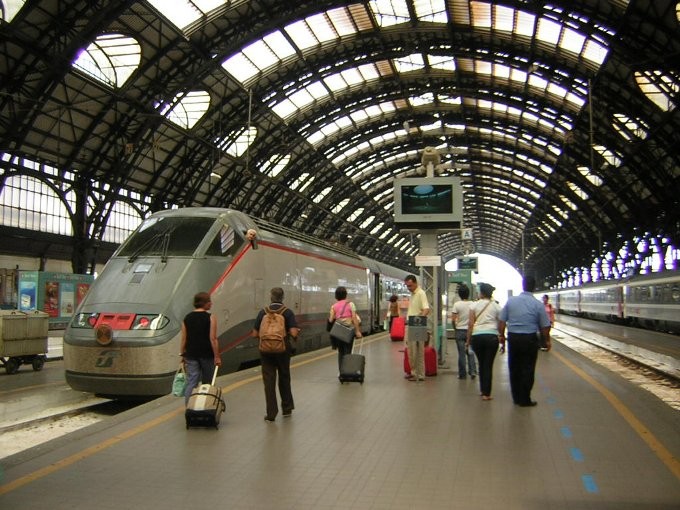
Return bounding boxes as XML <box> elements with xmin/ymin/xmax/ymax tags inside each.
<box><xmin>329</xmin><ymin>301</ymin><xmax>355</xmax><ymax>344</ymax></box>
<box><xmin>172</xmin><ymin>363</ymin><xmax>187</xmax><ymax>397</ymax></box>
<box><xmin>330</xmin><ymin>320</ymin><xmax>355</xmax><ymax>344</ymax></box>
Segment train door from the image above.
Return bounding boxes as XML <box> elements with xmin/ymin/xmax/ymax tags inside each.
<box><xmin>371</xmin><ymin>271</ymin><xmax>381</xmax><ymax>332</ymax></box>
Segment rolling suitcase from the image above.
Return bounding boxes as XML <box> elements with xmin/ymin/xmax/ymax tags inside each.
<box><xmin>425</xmin><ymin>345</ymin><xmax>437</xmax><ymax>376</ymax></box>
<box><xmin>339</xmin><ymin>336</ymin><xmax>365</xmax><ymax>384</ymax></box>
<box><xmin>403</xmin><ymin>345</ymin><xmax>437</xmax><ymax>376</ymax></box>
<box><xmin>390</xmin><ymin>316</ymin><xmax>405</xmax><ymax>341</ymax></box>
<box><xmin>185</xmin><ymin>366</ymin><xmax>226</xmax><ymax>429</ymax></box>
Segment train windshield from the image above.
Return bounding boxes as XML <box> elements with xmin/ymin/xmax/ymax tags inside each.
<box><xmin>119</xmin><ymin>216</ymin><xmax>217</xmax><ymax>259</ymax></box>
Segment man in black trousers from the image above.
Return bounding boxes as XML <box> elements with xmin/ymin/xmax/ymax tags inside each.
<box><xmin>498</xmin><ymin>275</ymin><xmax>551</xmax><ymax>407</ymax></box>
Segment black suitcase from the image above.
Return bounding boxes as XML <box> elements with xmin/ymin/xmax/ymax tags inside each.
<box><xmin>339</xmin><ymin>336</ymin><xmax>365</xmax><ymax>384</ymax></box>
<box><xmin>185</xmin><ymin>366</ymin><xmax>226</xmax><ymax>429</ymax></box>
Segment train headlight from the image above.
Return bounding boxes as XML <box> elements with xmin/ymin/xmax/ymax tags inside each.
<box><xmin>71</xmin><ymin>313</ymin><xmax>99</xmax><ymax>328</ymax></box>
<box><xmin>132</xmin><ymin>314</ymin><xmax>169</xmax><ymax>330</ymax></box>
<box><xmin>95</xmin><ymin>323</ymin><xmax>113</xmax><ymax>345</ymax></box>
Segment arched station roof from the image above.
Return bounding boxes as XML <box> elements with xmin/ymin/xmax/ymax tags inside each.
<box><xmin>0</xmin><ymin>0</ymin><xmax>678</xmax><ymax>279</ymax></box>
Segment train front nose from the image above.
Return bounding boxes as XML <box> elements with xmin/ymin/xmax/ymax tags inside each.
<box><xmin>64</xmin><ymin>310</ymin><xmax>180</xmax><ymax>397</ymax></box>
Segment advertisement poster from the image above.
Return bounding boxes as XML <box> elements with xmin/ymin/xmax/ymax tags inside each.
<box><xmin>18</xmin><ymin>273</ymin><xmax>38</xmax><ymax>311</ymax></box>
<box><xmin>60</xmin><ymin>282</ymin><xmax>75</xmax><ymax>316</ymax></box>
<box><xmin>76</xmin><ymin>283</ymin><xmax>90</xmax><ymax>305</ymax></box>
<box><xmin>44</xmin><ymin>281</ymin><xmax>60</xmax><ymax>317</ymax></box>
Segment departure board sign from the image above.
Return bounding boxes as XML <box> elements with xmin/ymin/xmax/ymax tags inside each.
<box><xmin>456</xmin><ymin>257</ymin><xmax>478</xmax><ymax>271</ymax></box>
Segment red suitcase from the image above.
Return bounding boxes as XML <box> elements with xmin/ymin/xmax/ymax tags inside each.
<box><xmin>425</xmin><ymin>345</ymin><xmax>437</xmax><ymax>376</ymax></box>
<box><xmin>390</xmin><ymin>316</ymin><xmax>405</xmax><ymax>341</ymax></box>
<box><xmin>403</xmin><ymin>345</ymin><xmax>437</xmax><ymax>376</ymax></box>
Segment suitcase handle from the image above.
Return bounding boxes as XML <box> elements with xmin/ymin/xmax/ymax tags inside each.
<box><xmin>351</xmin><ymin>333</ymin><xmax>364</xmax><ymax>355</ymax></box>
<box><xmin>211</xmin><ymin>365</ymin><xmax>219</xmax><ymax>386</ymax></box>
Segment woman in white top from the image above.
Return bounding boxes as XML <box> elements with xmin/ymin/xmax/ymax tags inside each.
<box><xmin>451</xmin><ymin>284</ymin><xmax>477</xmax><ymax>379</ymax></box>
<box><xmin>466</xmin><ymin>283</ymin><xmax>503</xmax><ymax>400</ymax></box>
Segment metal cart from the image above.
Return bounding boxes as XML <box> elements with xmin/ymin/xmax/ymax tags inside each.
<box><xmin>0</xmin><ymin>310</ymin><xmax>49</xmax><ymax>374</ymax></box>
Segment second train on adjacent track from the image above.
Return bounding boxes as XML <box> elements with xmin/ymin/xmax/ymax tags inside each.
<box><xmin>64</xmin><ymin>208</ymin><xmax>410</xmax><ymax>398</ymax></box>
<box><xmin>541</xmin><ymin>271</ymin><xmax>680</xmax><ymax>334</ymax></box>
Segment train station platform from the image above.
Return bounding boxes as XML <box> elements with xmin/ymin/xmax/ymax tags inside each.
<box><xmin>1</xmin><ymin>331</ymin><xmax>679</xmax><ymax>509</ymax></box>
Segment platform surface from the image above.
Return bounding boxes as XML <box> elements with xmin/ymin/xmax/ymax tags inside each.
<box><xmin>1</xmin><ymin>331</ymin><xmax>679</xmax><ymax>510</ymax></box>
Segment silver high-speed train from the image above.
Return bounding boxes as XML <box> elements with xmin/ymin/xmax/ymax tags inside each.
<box><xmin>539</xmin><ymin>271</ymin><xmax>680</xmax><ymax>334</ymax></box>
<box><xmin>64</xmin><ymin>208</ymin><xmax>409</xmax><ymax>397</ymax></box>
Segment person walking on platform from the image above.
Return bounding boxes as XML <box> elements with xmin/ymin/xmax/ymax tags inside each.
<box><xmin>180</xmin><ymin>292</ymin><xmax>221</xmax><ymax>405</ymax></box>
<box><xmin>404</xmin><ymin>274</ymin><xmax>430</xmax><ymax>382</ymax></box>
<box><xmin>466</xmin><ymin>283</ymin><xmax>502</xmax><ymax>400</ymax></box>
<box><xmin>498</xmin><ymin>276</ymin><xmax>551</xmax><ymax>407</ymax></box>
<box><xmin>328</xmin><ymin>286</ymin><xmax>363</xmax><ymax>371</ymax></box>
<box><xmin>541</xmin><ymin>294</ymin><xmax>556</xmax><ymax>351</ymax></box>
<box><xmin>252</xmin><ymin>287</ymin><xmax>300</xmax><ymax>421</ymax></box>
<box><xmin>451</xmin><ymin>283</ymin><xmax>477</xmax><ymax>380</ymax></box>
<box><xmin>386</xmin><ymin>294</ymin><xmax>400</xmax><ymax>332</ymax></box>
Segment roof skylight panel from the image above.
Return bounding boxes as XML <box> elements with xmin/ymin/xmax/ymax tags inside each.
<box><xmin>566</xmin><ymin>183</ymin><xmax>588</xmax><ymax>202</ymax></box>
<box><xmin>163</xmin><ymin>90</ymin><xmax>210</xmax><ymax>129</ymax></box>
<box><xmin>429</xmin><ymin>55</ymin><xmax>456</xmax><ymax>71</ymax></box>
<box><xmin>369</xmin><ymin>0</ymin><xmax>411</xmax><ymax>27</ymax></box>
<box><xmin>578</xmin><ymin>166</ymin><xmax>603</xmax><ymax>187</ymax></box>
<box><xmin>341</xmin><ymin>67</ymin><xmax>366</xmax><ymax>86</ymax></box>
<box><xmin>288</xmin><ymin>87</ymin><xmax>315</xmax><ymax>110</ymax></box>
<box><xmin>393</xmin><ymin>53</ymin><xmax>426</xmax><ymax>73</ymax></box>
<box><xmin>559</xmin><ymin>27</ymin><xmax>587</xmax><ymax>54</ymax></box>
<box><xmin>242</xmin><ymin>40</ymin><xmax>280</xmax><ymax>71</ymax></box>
<box><xmin>409</xmin><ymin>93</ymin><xmax>434</xmax><ymax>107</ymax></box>
<box><xmin>593</xmin><ymin>145</ymin><xmax>622</xmax><ymax>167</ymax></box>
<box><xmin>313</xmin><ymin>187</ymin><xmax>333</xmax><ymax>204</ymax></box>
<box><xmin>307</xmin><ymin>13</ymin><xmax>339</xmax><ymax>43</ymax></box>
<box><xmin>331</xmin><ymin>199</ymin><xmax>349</xmax><ymax>214</ymax></box>
<box><xmin>413</xmin><ymin>0</ymin><xmax>448</xmax><ymax>22</ymax></box>
<box><xmin>272</xmin><ymin>99</ymin><xmax>297</xmax><ymax>119</ymax></box>
<box><xmin>285</xmin><ymin>20</ymin><xmax>319</xmax><ymax>51</ymax></box>
<box><xmin>148</xmin><ymin>0</ymin><xmax>213</xmax><ymax>30</ymax></box>
<box><xmin>222</xmin><ymin>53</ymin><xmax>258</xmax><ymax>83</ymax></box>
<box><xmin>357</xmin><ymin>63</ymin><xmax>380</xmax><ymax>80</ymax></box>
<box><xmin>327</xmin><ymin>7</ymin><xmax>358</xmax><ymax>36</ymax></box>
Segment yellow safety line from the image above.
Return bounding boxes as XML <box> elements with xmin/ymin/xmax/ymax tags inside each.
<box><xmin>0</xmin><ymin>340</ymin><xmax>371</xmax><ymax>495</ymax></box>
<box><xmin>553</xmin><ymin>350</ymin><xmax>680</xmax><ymax>481</ymax></box>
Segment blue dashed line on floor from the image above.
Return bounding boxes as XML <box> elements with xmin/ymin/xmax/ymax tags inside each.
<box><xmin>560</xmin><ymin>426</ymin><xmax>572</xmax><ymax>438</ymax></box>
<box><xmin>570</xmin><ymin>447</ymin><xmax>584</xmax><ymax>462</ymax></box>
<box><xmin>582</xmin><ymin>474</ymin><xmax>599</xmax><ymax>493</ymax></box>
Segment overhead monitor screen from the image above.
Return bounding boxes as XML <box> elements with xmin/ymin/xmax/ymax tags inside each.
<box><xmin>393</xmin><ymin>176</ymin><xmax>462</xmax><ymax>229</ymax></box>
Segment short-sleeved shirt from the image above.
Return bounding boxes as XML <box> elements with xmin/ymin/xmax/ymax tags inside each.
<box><xmin>253</xmin><ymin>302</ymin><xmax>298</xmax><ymax>332</ymax></box>
<box><xmin>500</xmin><ymin>292</ymin><xmax>550</xmax><ymax>334</ymax></box>
<box><xmin>470</xmin><ymin>299</ymin><xmax>501</xmax><ymax>336</ymax></box>
<box><xmin>452</xmin><ymin>300</ymin><xmax>471</xmax><ymax>330</ymax></box>
<box><xmin>407</xmin><ymin>286</ymin><xmax>430</xmax><ymax>316</ymax></box>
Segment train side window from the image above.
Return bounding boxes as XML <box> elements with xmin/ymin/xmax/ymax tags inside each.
<box><xmin>205</xmin><ymin>225</ymin><xmax>240</xmax><ymax>257</ymax></box>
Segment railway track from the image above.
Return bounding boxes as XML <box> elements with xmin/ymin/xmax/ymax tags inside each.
<box><xmin>0</xmin><ymin>397</ymin><xmax>147</xmax><ymax>460</ymax></box>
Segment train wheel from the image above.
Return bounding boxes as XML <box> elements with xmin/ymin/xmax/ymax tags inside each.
<box><xmin>32</xmin><ymin>355</ymin><xmax>46</xmax><ymax>371</ymax></box>
<box><xmin>5</xmin><ymin>357</ymin><xmax>20</xmax><ymax>374</ymax></box>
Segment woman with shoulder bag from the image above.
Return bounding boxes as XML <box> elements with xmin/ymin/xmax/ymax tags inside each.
<box><xmin>328</xmin><ymin>286</ymin><xmax>363</xmax><ymax>372</ymax></box>
<box><xmin>466</xmin><ymin>283</ymin><xmax>502</xmax><ymax>401</ymax></box>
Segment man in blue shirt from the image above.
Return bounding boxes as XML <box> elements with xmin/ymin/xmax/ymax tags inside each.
<box><xmin>498</xmin><ymin>275</ymin><xmax>551</xmax><ymax>407</ymax></box>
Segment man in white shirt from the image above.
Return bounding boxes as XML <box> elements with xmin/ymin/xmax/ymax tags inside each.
<box><xmin>404</xmin><ymin>274</ymin><xmax>430</xmax><ymax>381</ymax></box>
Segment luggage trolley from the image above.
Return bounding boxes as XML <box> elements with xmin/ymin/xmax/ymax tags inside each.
<box><xmin>0</xmin><ymin>310</ymin><xmax>49</xmax><ymax>374</ymax></box>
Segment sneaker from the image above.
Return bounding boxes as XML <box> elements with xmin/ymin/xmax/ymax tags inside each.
<box><xmin>282</xmin><ymin>411</ymin><xmax>292</xmax><ymax>417</ymax></box>
<box><xmin>264</xmin><ymin>416</ymin><xmax>275</xmax><ymax>422</ymax></box>
<box><xmin>471</xmin><ymin>374</ymin><xmax>477</xmax><ymax>379</ymax></box>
